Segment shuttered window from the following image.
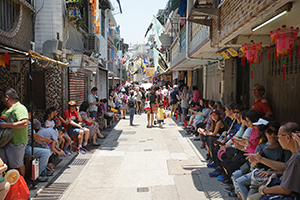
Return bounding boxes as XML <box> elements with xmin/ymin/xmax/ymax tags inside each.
<box><xmin>69</xmin><ymin>72</ymin><xmax>87</xmax><ymax>106</ymax></box>
<box><xmin>0</xmin><ymin>0</ymin><xmax>20</xmax><ymax>31</ymax></box>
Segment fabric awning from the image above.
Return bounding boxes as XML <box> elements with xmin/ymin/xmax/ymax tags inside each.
<box><xmin>29</xmin><ymin>51</ymin><xmax>69</xmax><ymax>67</ymax></box>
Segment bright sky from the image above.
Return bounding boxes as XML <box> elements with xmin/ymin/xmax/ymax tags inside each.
<box><xmin>114</xmin><ymin>0</ymin><xmax>167</xmax><ymax>45</ymax></box>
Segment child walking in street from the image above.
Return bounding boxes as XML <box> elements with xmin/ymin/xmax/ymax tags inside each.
<box><xmin>157</xmin><ymin>103</ymin><xmax>165</xmax><ymax>129</ymax></box>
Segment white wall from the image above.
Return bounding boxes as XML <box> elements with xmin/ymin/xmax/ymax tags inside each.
<box><xmin>34</xmin><ymin>0</ymin><xmax>64</xmax><ymax>53</ymax></box>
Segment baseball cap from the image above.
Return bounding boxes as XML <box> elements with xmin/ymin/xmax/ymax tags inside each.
<box><xmin>68</xmin><ymin>101</ymin><xmax>77</xmax><ymax>106</ymax></box>
<box><xmin>253</xmin><ymin>118</ymin><xmax>269</xmax><ymax>126</ymax></box>
<box><xmin>121</xmin><ymin>88</ymin><xmax>125</xmax><ymax>92</ymax></box>
<box><xmin>211</xmin><ymin>109</ymin><xmax>220</xmax><ymax>115</ymax></box>
<box><xmin>173</xmin><ymin>85</ymin><xmax>178</xmax><ymax>88</ymax></box>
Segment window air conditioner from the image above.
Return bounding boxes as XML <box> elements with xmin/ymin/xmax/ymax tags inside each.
<box><xmin>87</xmin><ymin>35</ymin><xmax>100</xmax><ymax>51</ymax></box>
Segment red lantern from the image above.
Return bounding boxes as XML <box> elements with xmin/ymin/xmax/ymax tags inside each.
<box><xmin>270</xmin><ymin>25</ymin><xmax>299</xmax><ymax>79</ymax></box>
<box><xmin>242</xmin><ymin>41</ymin><xmax>262</xmax><ymax>79</ymax></box>
<box><xmin>242</xmin><ymin>41</ymin><xmax>262</xmax><ymax>65</ymax></box>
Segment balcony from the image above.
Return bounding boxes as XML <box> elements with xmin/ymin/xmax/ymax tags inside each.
<box><xmin>108</xmin><ymin>28</ymin><xmax>113</xmax><ymax>43</ymax></box>
<box><xmin>170</xmin><ymin>24</ymin><xmax>210</xmax><ymax>70</ymax></box>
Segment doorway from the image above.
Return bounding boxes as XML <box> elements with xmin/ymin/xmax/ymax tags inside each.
<box><xmin>236</xmin><ymin>57</ymin><xmax>250</xmax><ymax>109</ymax></box>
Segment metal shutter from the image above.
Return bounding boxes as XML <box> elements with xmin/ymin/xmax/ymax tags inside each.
<box><xmin>69</xmin><ymin>72</ymin><xmax>87</xmax><ymax>106</ymax></box>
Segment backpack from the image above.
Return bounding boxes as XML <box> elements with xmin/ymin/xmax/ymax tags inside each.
<box><xmin>0</xmin><ymin>108</ymin><xmax>16</xmax><ymax>147</ymax></box>
<box><xmin>128</xmin><ymin>97</ymin><xmax>135</xmax><ymax>108</ymax></box>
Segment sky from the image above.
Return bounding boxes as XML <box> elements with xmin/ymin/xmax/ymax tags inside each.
<box><xmin>113</xmin><ymin>0</ymin><xmax>168</xmax><ymax>46</ymax></box>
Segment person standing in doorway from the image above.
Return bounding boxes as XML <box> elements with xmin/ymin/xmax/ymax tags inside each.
<box><xmin>251</xmin><ymin>83</ymin><xmax>272</xmax><ymax>117</ymax></box>
<box><xmin>88</xmin><ymin>87</ymin><xmax>100</xmax><ymax>119</ymax></box>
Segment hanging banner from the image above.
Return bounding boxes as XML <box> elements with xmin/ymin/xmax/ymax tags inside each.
<box><xmin>158</xmin><ymin>53</ymin><xmax>169</xmax><ymax>72</ymax></box>
<box><xmin>146</xmin><ymin>68</ymin><xmax>155</xmax><ymax>77</ymax></box>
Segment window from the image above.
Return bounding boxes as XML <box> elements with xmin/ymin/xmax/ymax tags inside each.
<box><xmin>101</xmin><ymin>10</ymin><xmax>105</xmax><ymax>38</ymax></box>
<box><xmin>0</xmin><ymin>0</ymin><xmax>20</xmax><ymax>32</ymax></box>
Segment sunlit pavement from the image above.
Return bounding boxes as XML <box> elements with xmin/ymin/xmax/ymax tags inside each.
<box><xmin>34</xmin><ymin>113</ymin><xmax>234</xmax><ymax>200</ymax></box>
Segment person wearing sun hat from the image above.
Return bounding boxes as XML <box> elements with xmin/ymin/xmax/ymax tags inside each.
<box><xmin>62</xmin><ymin>101</ymin><xmax>90</xmax><ymax>154</ymax></box>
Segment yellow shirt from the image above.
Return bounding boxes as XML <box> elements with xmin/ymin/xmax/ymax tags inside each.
<box><xmin>157</xmin><ymin>108</ymin><xmax>165</xmax><ymax>120</ymax></box>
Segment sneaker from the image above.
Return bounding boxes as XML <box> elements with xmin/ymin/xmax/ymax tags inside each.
<box><xmin>186</xmin><ymin>125</ymin><xmax>192</xmax><ymax>128</ymax></box>
<box><xmin>228</xmin><ymin>191</ymin><xmax>237</xmax><ymax>197</ymax></box>
<box><xmin>37</xmin><ymin>176</ymin><xmax>49</xmax><ymax>182</ymax></box>
<box><xmin>178</xmin><ymin>122</ymin><xmax>184</xmax><ymax>126</ymax></box>
<box><xmin>209</xmin><ymin>168</ymin><xmax>222</xmax><ymax>177</ymax></box>
<box><xmin>207</xmin><ymin>163</ymin><xmax>217</xmax><ymax>168</ymax></box>
<box><xmin>45</xmin><ymin>169</ymin><xmax>54</xmax><ymax>176</ymax></box>
<box><xmin>77</xmin><ymin>147</ymin><xmax>86</xmax><ymax>154</ymax></box>
<box><xmin>82</xmin><ymin>145</ymin><xmax>91</xmax><ymax>152</ymax></box>
<box><xmin>217</xmin><ymin>174</ymin><xmax>226</xmax><ymax>181</ymax></box>
<box><xmin>221</xmin><ymin>179</ymin><xmax>233</xmax><ymax>186</ymax></box>
<box><xmin>65</xmin><ymin>151</ymin><xmax>71</xmax><ymax>156</ymax></box>
<box><xmin>224</xmin><ymin>186</ymin><xmax>234</xmax><ymax>193</ymax></box>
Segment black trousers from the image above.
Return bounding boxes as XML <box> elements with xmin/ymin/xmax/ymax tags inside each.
<box><xmin>104</xmin><ymin>114</ymin><xmax>112</xmax><ymax>126</ymax></box>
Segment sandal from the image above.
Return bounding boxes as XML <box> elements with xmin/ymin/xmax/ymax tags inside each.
<box><xmin>92</xmin><ymin>143</ymin><xmax>101</xmax><ymax>146</ymax></box>
<box><xmin>200</xmin><ymin>144</ymin><xmax>205</xmax><ymax>149</ymax></box>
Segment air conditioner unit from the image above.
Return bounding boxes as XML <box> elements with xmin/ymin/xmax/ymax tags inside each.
<box><xmin>42</xmin><ymin>40</ymin><xmax>63</xmax><ymax>57</ymax></box>
<box><xmin>87</xmin><ymin>35</ymin><xmax>100</xmax><ymax>51</ymax></box>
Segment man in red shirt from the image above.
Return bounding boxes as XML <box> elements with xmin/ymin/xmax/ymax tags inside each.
<box><xmin>251</xmin><ymin>84</ymin><xmax>272</xmax><ymax>117</ymax></box>
<box><xmin>62</xmin><ymin>101</ymin><xmax>90</xmax><ymax>154</ymax></box>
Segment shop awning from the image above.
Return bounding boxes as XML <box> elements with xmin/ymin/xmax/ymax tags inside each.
<box><xmin>29</xmin><ymin>51</ymin><xmax>69</xmax><ymax>67</ymax></box>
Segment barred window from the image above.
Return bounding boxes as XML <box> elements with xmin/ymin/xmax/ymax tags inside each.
<box><xmin>0</xmin><ymin>0</ymin><xmax>20</xmax><ymax>32</ymax></box>
<box><xmin>101</xmin><ymin>10</ymin><xmax>105</xmax><ymax>38</ymax></box>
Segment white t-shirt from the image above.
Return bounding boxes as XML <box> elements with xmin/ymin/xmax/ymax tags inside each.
<box><xmin>45</xmin><ymin>120</ymin><xmax>55</xmax><ymax>128</ymax></box>
<box><xmin>88</xmin><ymin>93</ymin><xmax>98</xmax><ymax>112</ymax></box>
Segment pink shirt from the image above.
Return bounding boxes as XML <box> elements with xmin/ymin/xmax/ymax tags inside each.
<box><xmin>246</xmin><ymin>127</ymin><xmax>260</xmax><ymax>153</ymax></box>
<box><xmin>193</xmin><ymin>90</ymin><xmax>201</xmax><ymax>103</ymax></box>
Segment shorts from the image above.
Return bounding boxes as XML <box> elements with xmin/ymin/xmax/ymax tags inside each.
<box><xmin>0</xmin><ymin>142</ymin><xmax>27</xmax><ymax>168</ymax></box>
<box><xmin>89</xmin><ymin>111</ymin><xmax>97</xmax><ymax>118</ymax></box>
<box><xmin>69</xmin><ymin>127</ymin><xmax>88</xmax><ymax>137</ymax></box>
<box><xmin>157</xmin><ymin>120</ymin><xmax>164</xmax><ymax>124</ymax></box>
<box><xmin>171</xmin><ymin>103</ymin><xmax>178</xmax><ymax>110</ymax></box>
<box><xmin>62</xmin><ymin>133</ymin><xmax>69</xmax><ymax>138</ymax></box>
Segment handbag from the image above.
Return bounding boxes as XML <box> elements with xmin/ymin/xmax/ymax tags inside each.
<box><xmin>225</xmin><ymin>147</ymin><xmax>239</xmax><ymax>159</ymax></box>
<box><xmin>0</xmin><ymin>107</ymin><xmax>17</xmax><ymax>147</ymax></box>
<box><xmin>240</xmin><ymin>161</ymin><xmax>251</xmax><ymax>175</ymax></box>
<box><xmin>189</xmin><ymin>95</ymin><xmax>200</xmax><ymax>107</ymax></box>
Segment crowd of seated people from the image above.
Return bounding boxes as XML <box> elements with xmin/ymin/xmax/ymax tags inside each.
<box><xmin>175</xmin><ymin>83</ymin><xmax>300</xmax><ymax>200</ymax></box>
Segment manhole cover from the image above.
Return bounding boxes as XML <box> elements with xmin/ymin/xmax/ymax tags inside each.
<box><xmin>123</xmin><ymin>131</ymin><xmax>136</xmax><ymax>135</ymax></box>
<box><xmin>144</xmin><ymin>149</ymin><xmax>152</xmax><ymax>151</ymax></box>
<box><xmin>70</xmin><ymin>159</ymin><xmax>89</xmax><ymax>166</ymax></box>
<box><xmin>137</xmin><ymin>187</ymin><xmax>149</xmax><ymax>192</ymax></box>
<box><xmin>119</xmin><ymin>138</ymin><xmax>127</xmax><ymax>141</ymax></box>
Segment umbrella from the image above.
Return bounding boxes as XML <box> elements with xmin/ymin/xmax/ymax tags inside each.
<box><xmin>140</xmin><ymin>83</ymin><xmax>153</xmax><ymax>90</ymax></box>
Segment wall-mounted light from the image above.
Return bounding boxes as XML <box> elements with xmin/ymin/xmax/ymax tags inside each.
<box><xmin>252</xmin><ymin>10</ymin><xmax>287</xmax><ymax>32</ymax></box>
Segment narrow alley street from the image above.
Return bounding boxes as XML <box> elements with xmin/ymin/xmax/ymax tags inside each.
<box><xmin>32</xmin><ymin>114</ymin><xmax>233</xmax><ymax>200</ymax></box>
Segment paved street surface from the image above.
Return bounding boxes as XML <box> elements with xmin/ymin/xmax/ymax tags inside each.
<box><xmin>33</xmin><ymin>114</ymin><xmax>233</xmax><ymax>200</ymax></box>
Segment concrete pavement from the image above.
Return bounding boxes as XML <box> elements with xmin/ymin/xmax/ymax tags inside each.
<box><xmin>33</xmin><ymin>113</ymin><xmax>234</xmax><ymax>200</ymax></box>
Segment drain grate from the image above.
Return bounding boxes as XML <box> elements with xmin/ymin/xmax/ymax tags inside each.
<box><xmin>147</xmin><ymin>139</ymin><xmax>153</xmax><ymax>141</ymax></box>
<box><xmin>139</xmin><ymin>140</ymin><xmax>146</xmax><ymax>142</ymax></box>
<box><xmin>70</xmin><ymin>158</ymin><xmax>89</xmax><ymax>166</ymax></box>
<box><xmin>137</xmin><ymin>187</ymin><xmax>149</xmax><ymax>192</ymax></box>
<box><xmin>144</xmin><ymin>149</ymin><xmax>152</xmax><ymax>151</ymax></box>
<box><xmin>169</xmin><ymin>124</ymin><xmax>176</xmax><ymax>126</ymax></box>
<box><xmin>32</xmin><ymin>183</ymin><xmax>70</xmax><ymax>200</ymax></box>
<box><xmin>123</xmin><ymin>131</ymin><xmax>136</xmax><ymax>135</ymax></box>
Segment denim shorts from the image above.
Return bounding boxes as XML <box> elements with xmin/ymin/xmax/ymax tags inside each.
<box><xmin>0</xmin><ymin>142</ymin><xmax>27</xmax><ymax>168</ymax></box>
<box><xmin>157</xmin><ymin>120</ymin><xmax>164</xmax><ymax>124</ymax></box>
<box><xmin>62</xmin><ymin>133</ymin><xmax>69</xmax><ymax>138</ymax></box>
<box><xmin>69</xmin><ymin>127</ymin><xmax>88</xmax><ymax>137</ymax></box>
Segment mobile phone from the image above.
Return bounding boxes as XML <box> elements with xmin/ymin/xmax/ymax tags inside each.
<box><xmin>229</xmin><ymin>136</ymin><xmax>236</xmax><ymax>143</ymax></box>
